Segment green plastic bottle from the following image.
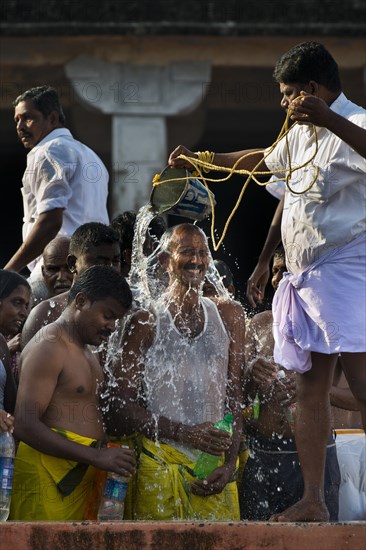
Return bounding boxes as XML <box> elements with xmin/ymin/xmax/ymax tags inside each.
<box><xmin>252</xmin><ymin>393</ymin><xmax>260</xmax><ymax>420</ymax></box>
<box><xmin>193</xmin><ymin>414</ymin><xmax>233</xmax><ymax>480</ymax></box>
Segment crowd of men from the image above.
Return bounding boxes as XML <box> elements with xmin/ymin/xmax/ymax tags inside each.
<box><xmin>0</xmin><ymin>40</ymin><xmax>365</xmax><ymax>523</ymax></box>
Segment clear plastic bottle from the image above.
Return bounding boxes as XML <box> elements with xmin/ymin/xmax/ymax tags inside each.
<box><xmin>97</xmin><ymin>443</ymin><xmax>129</xmax><ymax>521</ymax></box>
<box><xmin>193</xmin><ymin>413</ymin><xmax>233</xmax><ymax>480</ymax></box>
<box><xmin>97</xmin><ymin>471</ymin><xmax>129</xmax><ymax>521</ymax></box>
<box><xmin>0</xmin><ymin>431</ymin><xmax>15</xmax><ymax>522</ymax></box>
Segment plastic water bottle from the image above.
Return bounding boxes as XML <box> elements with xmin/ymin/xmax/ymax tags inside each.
<box><xmin>0</xmin><ymin>431</ymin><xmax>15</xmax><ymax>521</ymax></box>
<box><xmin>193</xmin><ymin>414</ymin><xmax>233</xmax><ymax>480</ymax></box>
<box><xmin>97</xmin><ymin>443</ymin><xmax>129</xmax><ymax>521</ymax></box>
<box><xmin>252</xmin><ymin>394</ymin><xmax>260</xmax><ymax>420</ymax></box>
<box><xmin>97</xmin><ymin>471</ymin><xmax>129</xmax><ymax>521</ymax></box>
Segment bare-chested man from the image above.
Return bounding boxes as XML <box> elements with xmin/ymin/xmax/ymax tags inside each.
<box><xmin>9</xmin><ymin>265</ymin><xmax>135</xmax><ymax>520</ymax></box>
<box><xmin>41</xmin><ymin>236</ymin><xmax>73</xmax><ymax>297</ymax></box>
<box><xmin>21</xmin><ymin>222</ymin><xmax>121</xmax><ymax>348</ymax></box>
<box><xmin>106</xmin><ymin>223</ymin><xmax>245</xmax><ymax>521</ymax></box>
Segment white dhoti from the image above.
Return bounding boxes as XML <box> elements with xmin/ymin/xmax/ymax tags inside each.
<box><xmin>272</xmin><ymin>232</ymin><xmax>366</xmax><ymax>373</ymax></box>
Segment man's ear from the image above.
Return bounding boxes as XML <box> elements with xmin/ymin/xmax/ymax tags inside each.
<box><xmin>308</xmin><ymin>80</ymin><xmax>319</xmax><ymax>96</ymax></box>
<box><xmin>158</xmin><ymin>251</ymin><xmax>170</xmax><ymax>269</ymax></box>
<box><xmin>48</xmin><ymin>110</ymin><xmax>60</xmax><ymax>128</ymax></box>
<box><xmin>74</xmin><ymin>292</ymin><xmax>89</xmax><ymax>310</ymax></box>
<box><xmin>67</xmin><ymin>254</ymin><xmax>77</xmax><ymax>274</ymax></box>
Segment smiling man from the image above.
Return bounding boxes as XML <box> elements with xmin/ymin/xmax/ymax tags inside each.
<box><xmin>10</xmin><ymin>265</ymin><xmax>135</xmax><ymax>521</ymax></box>
<box><xmin>105</xmin><ymin>223</ymin><xmax>245</xmax><ymax>521</ymax></box>
<box><xmin>5</xmin><ymin>86</ymin><xmax>109</xmax><ymax>286</ymax></box>
<box><xmin>169</xmin><ymin>42</ymin><xmax>366</xmax><ymax>522</ymax></box>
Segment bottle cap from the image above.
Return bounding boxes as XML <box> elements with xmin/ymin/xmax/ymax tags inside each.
<box><xmin>223</xmin><ymin>413</ymin><xmax>233</xmax><ymax>423</ymax></box>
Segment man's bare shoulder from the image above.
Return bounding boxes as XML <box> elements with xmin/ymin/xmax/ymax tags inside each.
<box><xmin>214</xmin><ymin>298</ymin><xmax>246</xmax><ymax>337</ymax></box>
<box><xmin>22</xmin><ymin>320</ymin><xmax>68</xmax><ymax>356</ymax></box>
<box><xmin>215</xmin><ymin>297</ymin><xmax>245</xmax><ymax>320</ymax></box>
<box><xmin>122</xmin><ymin>307</ymin><xmax>156</xmax><ymax>344</ymax></box>
<box><xmin>21</xmin><ymin>291</ymin><xmax>69</xmax><ymax>348</ymax></box>
<box><xmin>249</xmin><ymin>309</ymin><xmax>273</xmax><ymax>332</ymax></box>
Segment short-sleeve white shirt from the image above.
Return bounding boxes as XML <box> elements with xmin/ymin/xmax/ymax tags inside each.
<box><xmin>265</xmin><ymin>93</ymin><xmax>366</xmax><ymax>272</ymax></box>
<box><xmin>21</xmin><ymin>128</ymin><xmax>110</xmax><ymax>271</ymax></box>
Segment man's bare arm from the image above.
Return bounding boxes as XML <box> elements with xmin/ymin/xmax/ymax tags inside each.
<box><xmin>246</xmin><ymin>197</ymin><xmax>283</xmax><ymax>307</ymax></box>
<box><xmin>15</xmin><ymin>339</ymin><xmax>135</xmax><ymax>474</ymax></box>
<box><xmin>168</xmin><ymin>145</ymin><xmax>269</xmax><ymax>173</ymax></box>
<box><xmin>4</xmin><ymin>208</ymin><xmax>63</xmax><ymax>272</ymax></box>
<box><xmin>192</xmin><ymin>300</ymin><xmax>245</xmax><ymax>496</ymax></box>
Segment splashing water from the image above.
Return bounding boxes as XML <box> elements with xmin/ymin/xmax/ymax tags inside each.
<box><xmin>102</xmin><ymin>203</ymin><xmax>244</xmax><ymax>520</ymax></box>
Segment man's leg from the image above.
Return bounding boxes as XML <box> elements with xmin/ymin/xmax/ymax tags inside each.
<box><xmin>340</xmin><ymin>352</ymin><xmax>366</xmax><ymax>429</ymax></box>
<box><xmin>271</xmin><ymin>352</ymin><xmax>338</xmax><ymax>522</ymax></box>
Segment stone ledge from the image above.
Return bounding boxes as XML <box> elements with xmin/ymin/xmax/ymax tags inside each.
<box><xmin>1</xmin><ymin>521</ymin><xmax>365</xmax><ymax>550</ymax></box>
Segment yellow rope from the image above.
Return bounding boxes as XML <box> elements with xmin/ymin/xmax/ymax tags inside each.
<box><xmin>153</xmin><ymin>99</ymin><xmax>319</xmax><ymax>251</ymax></box>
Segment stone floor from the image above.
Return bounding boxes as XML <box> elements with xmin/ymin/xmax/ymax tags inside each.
<box><xmin>1</xmin><ymin>521</ymin><xmax>365</xmax><ymax>550</ymax></box>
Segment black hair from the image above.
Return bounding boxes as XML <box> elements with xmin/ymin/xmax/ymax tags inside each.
<box><xmin>13</xmin><ymin>86</ymin><xmax>66</xmax><ymax>124</ymax></box>
<box><xmin>111</xmin><ymin>211</ymin><xmax>167</xmax><ymax>259</ymax></box>
<box><xmin>213</xmin><ymin>260</ymin><xmax>234</xmax><ymax>288</ymax></box>
<box><xmin>69</xmin><ymin>223</ymin><xmax>120</xmax><ymax>256</ymax></box>
<box><xmin>67</xmin><ymin>265</ymin><xmax>132</xmax><ymax>309</ymax></box>
<box><xmin>273</xmin><ymin>245</ymin><xmax>286</xmax><ymax>263</ymax></box>
<box><xmin>273</xmin><ymin>42</ymin><xmax>341</xmax><ymax>92</ymax></box>
<box><xmin>111</xmin><ymin>211</ymin><xmax>137</xmax><ymax>254</ymax></box>
<box><xmin>0</xmin><ymin>269</ymin><xmax>30</xmax><ymax>300</ymax></box>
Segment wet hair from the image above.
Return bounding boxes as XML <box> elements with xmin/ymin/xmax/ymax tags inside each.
<box><xmin>67</xmin><ymin>265</ymin><xmax>132</xmax><ymax>308</ymax></box>
<box><xmin>112</xmin><ymin>211</ymin><xmax>167</xmax><ymax>255</ymax></box>
<box><xmin>213</xmin><ymin>260</ymin><xmax>234</xmax><ymax>288</ymax></box>
<box><xmin>111</xmin><ymin>211</ymin><xmax>137</xmax><ymax>254</ymax></box>
<box><xmin>273</xmin><ymin>42</ymin><xmax>341</xmax><ymax>92</ymax></box>
<box><xmin>69</xmin><ymin>223</ymin><xmax>120</xmax><ymax>256</ymax></box>
<box><xmin>273</xmin><ymin>245</ymin><xmax>286</xmax><ymax>263</ymax></box>
<box><xmin>13</xmin><ymin>86</ymin><xmax>66</xmax><ymax>124</ymax></box>
<box><xmin>160</xmin><ymin>223</ymin><xmax>207</xmax><ymax>254</ymax></box>
<box><xmin>0</xmin><ymin>269</ymin><xmax>30</xmax><ymax>300</ymax></box>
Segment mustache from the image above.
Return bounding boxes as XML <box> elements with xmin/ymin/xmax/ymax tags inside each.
<box><xmin>184</xmin><ymin>263</ymin><xmax>205</xmax><ymax>271</ymax></box>
<box><xmin>18</xmin><ymin>132</ymin><xmax>32</xmax><ymax>139</ymax></box>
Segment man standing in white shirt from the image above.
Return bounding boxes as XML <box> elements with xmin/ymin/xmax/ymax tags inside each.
<box><xmin>168</xmin><ymin>42</ymin><xmax>366</xmax><ymax>522</ymax></box>
<box><xmin>4</xmin><ymin>86</ymin><xmax>109</xmax><ymax>284</ymax></box>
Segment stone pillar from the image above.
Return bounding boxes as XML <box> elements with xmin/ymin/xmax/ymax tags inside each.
<box><xmin>65</xmin><ymin>57</ymin><xmax>211</xmax><ymax>216</ymax></box>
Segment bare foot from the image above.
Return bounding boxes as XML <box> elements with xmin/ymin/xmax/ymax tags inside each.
<box><xmin>270</xmin><ymin>498</ymin><xmax>329</xmax><ymax>522</ymax></box>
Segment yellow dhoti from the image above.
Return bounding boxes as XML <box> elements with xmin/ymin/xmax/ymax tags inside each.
<box><xmin>135</xmin><ymin>437</ymin><xmax>240</xmax><ymax>521</ymax></box>
<box><xmin>9</xmin><ymin>429</ymin><xmax>101</xmax><ymax>521</ymax></box>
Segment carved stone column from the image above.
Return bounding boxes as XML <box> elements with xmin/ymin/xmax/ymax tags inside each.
<box><xmin>65</xmin><ymin>57</ymin><xmax>211</xmax><ymax>216</ymax></box>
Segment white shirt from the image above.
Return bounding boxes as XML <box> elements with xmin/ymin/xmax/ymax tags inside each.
<box><xmin>265</xmin><ymin>93</ymin><xmax>366</xmax><ymax>272</ymax></box>
<box><xmin>21</xmin><ymin>128</ymin><xmax>109</xmax><ymax>271</ymax></box>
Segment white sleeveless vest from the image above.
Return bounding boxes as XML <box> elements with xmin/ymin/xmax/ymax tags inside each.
<box><xmin>144</xmin><ymin>297</ymin><xmax>230</xmax><ymax>459</ymax></box>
